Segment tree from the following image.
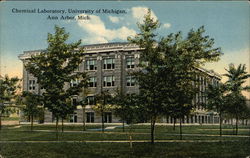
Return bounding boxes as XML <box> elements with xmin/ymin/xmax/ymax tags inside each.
<box><xmin>240</xmin><ymin>104</ymin><xmax>250</xmax><ymax>126</ymax></box>
<box><xmin>25</xmin><ymin>26</ymin><xmax>89</xmax><ymax>134</ymax></box>
<box><xmin>129</xmin><ymin>9</ymin><xmax>222</xmax><ymax>142</ymax></box>
<box><xmin>93</xmin><ymin>90</ymin><xmax>113</xmax><ymax>133</ymax></box>
<box><xmin>78</xmin><ymin>89</ymin><xmax>90</xmax><ymax>131</ymax></box>
<box><xmin>21</xmin><ymin>91</ymin><xmax>43</xmax><ymax>131</ymax></box>
<box><xmin>112</xmin><ymin>90</ymin><xmax>138</xmax><ymax>132</ymax></box>
<box><xmin>205</xmin><ymin>83</ymin><xmax>227</xmax><ymax>136</ymax></box>
<box><xmin>0</xmin><ymin>75</ymin><xmax>19</xmax><ymax>130</ymax></box>
<box><xmin>224</xmin><ymin>64</ymin><xmax>250</xmax><ymax>135</ymax></box>
<box><xmin>128</xmin><ymin>9</ymin><xmax>168</xmax><ymax>143</ymax></box>
<box><xmin>158</xmin><ymin>25</ymin><xmax>222</xmax><ymax>140</ymax></box>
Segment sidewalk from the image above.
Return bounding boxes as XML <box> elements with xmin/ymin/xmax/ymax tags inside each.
<box><xmin>16</xmin><ymin>129</ymin><xmax>250</xmax><ymax>138</ymax></box>
<box><xmin>0</xmin><ymin>139</ymin><xmax>244</xmax><ymax>144</ymax></box>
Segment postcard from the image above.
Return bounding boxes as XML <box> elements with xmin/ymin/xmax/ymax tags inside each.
<box><xmin>0</xmin><ymin>1</ymin><xmax>249</xmax><ymax>158</ymax></box>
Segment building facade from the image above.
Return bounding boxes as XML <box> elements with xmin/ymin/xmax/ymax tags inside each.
<box><xmin>19</xmin><ymin>42</ymin><xmax>221</xmax><ymax>124</ymax></box>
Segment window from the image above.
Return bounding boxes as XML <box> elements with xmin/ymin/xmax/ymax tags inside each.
<box><xmin>104</xmin><ymin>112</ymin><xmax>112</xmax><ymax>123</ymax></box>
<box><xmin>86</xmin><ymin>59</ymin><xmax>97</xmax><ymax>70</ymax></box>
<box><xmin>70</xmin><ymin>79</ymin><xmax>80</xmax><ymax>87</ymax></box>
<box><xmin>103</xmin><ymin>58</ymin><xmax>115</xmax><ymax>69</ymax></box>
<box><xmin>103</xmin><ymin>76</ymin><xmax>115</xmax><ymax>87</ymax></box>
<box><xmin>89</xmin><ymin>77</ymin><xmax>97</xmax><ymax>87</ymax></box>
<box><xmin>86</xmin><ymin>112</ymin><xmax>94</xmax><ymax>123</ymax></box>
<box><xmin>87</xmin><ymin>96</ymin><xmax>95</xmax><ymax>105</ymax></box>
<box><xmin>72</xmin><ymin>98</ymin><xmax>77</xmax><ymax>106</ymax></box>
<box><xmin>70</xmin><ymin>112</ymin><xmax>77</xmax><ymax>123</ymax></box>
<box><xmin>126</xmin><ymin>76</ymin><xmax>135</xmax><ymax>87</ymax></box>
<box><xmin>126</xmin><ymin>57</ymin><xmax>135</xmax><ymax>69</ymax></box>
<box><xmin>29</xmin><ymin>80</ymin><xmax>36</xmax><ymax>90</ymax></box>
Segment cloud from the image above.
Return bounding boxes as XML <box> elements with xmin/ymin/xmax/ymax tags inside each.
<box><xmin>162</xmin><ymin>23</ymin><xmax>171</xmax><ymax>29</ymax></box>
<box><xmin>76</xmin><ymin>14</ymin><xmax>136</xmax><ymax>44</ymax></box>
<box><xmin>131</xmin><ymin>7</ymin><xmax>158</xmax><ymax>23</ymax></box>
<box><xmin>76</xmin><ymin>6</ymin><xmax>171</xmax><ymax>44</ymax></box>
<box><xmin>108</xmin><ymin>16</ymin><xmax>121</xmax><ymax>23</ymax></box>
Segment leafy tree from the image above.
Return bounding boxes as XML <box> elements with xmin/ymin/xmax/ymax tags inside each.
<box><xmin>112</xmin><ymin>90</ymin><xmax>138</xmax><ymax>132</ymax></box>
<box><xmin>205</xmin><ymin>83</ymin><xmax>227</xmax><ymax>136</ymax></box>
<box><xmin>25</xmin><ymin>26</ymin><xmax>89</xmax><ymax>134</ymax></box>
<box><xmin>224</xmin><ymin>64</ymin><xmax>250</xmax><ymax>135</ymax></box>
<box><xmin>240</xmin><ymin>104</ymin><xmax>250</xmax><ymax>126</ymax></box>
<box><xmin>93</xmin><ymin>90</ymin><xmax>113</xmax><ymax>133</ymax></box>
<box><xmin>129</xmin><ymin>9</ymin><xmax>222</xmax><ymax>142</ymax></box>
<box><xmin>128</xmin><ymin>9</ymin><xmax>167</xmax><ymax>143</ymax></box>
<box><xmin>0</xmin><ymin>75</ymin><xmax>19</xmax><ymax>130</ymax></box>
<box><xmin>21</xmin><ymin>91</ymin><xmax>43</xmax><ymax>131</ymax></box>
<box><xmin>225</xmin><ymin>64</ymin><xmax>250</xmax><ymax>92</ymax></box>
<box><xmin>158</xmin><ymin>25</ymin><xmax>222</xmax><ymax>140</ymax></box>
<box><xmin>77</xmin><ymin>89</ymin><xmax>90</xmax><ymax>131</ymax></box>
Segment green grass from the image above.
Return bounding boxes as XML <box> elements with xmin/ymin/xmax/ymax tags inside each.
<box><xmin>0</xmin><ymin>124</ymin><xmax>250</xmax><ymax>157</ymax></box>
<box><xmin>17</xmin><ymin>124</ymin><xmax>101</xmax><ymax>131</ymax></box>
<box><xmin>1</xmin><ymin>117</ymin><xmax>20</xmax><ymax>121</ymax></box>
<box><xmin>0</xmin><ymin>141</ymin><xmax>250</xmax><ymax>158</ymax></box>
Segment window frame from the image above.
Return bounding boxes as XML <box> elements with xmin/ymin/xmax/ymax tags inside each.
<box><xmin>29</xmin><ymin>80</ymin><xmax>36</xmax><ymax>90</ymax></box>
<box><xmin>126</xmin><ymin>56</ymin><xmax>135</xmax><ymax>69</ymax></box>
<box><xmin>103</xmin><ymin>58</ymin><xmax>115</xmax><ymax>70</ymax></box>
<box><xmin>103</xmin><ymin>76</ymin><xmax>115</xmax><ymax>87</ymax></box>
<box><xmin>86</xmin><ymin>112</ymin><xmax>95</xmax><ymax>123</ymax></box>
<box><xmin>86</xmin><ymin>59</ymin><xmax>97</xmax><ymax>71</ymax></box>
<box><xmin>89</xmin><ymin>77</ymin><xmax>97</xmax><ymax>87</ymax></box>
<box><xmin>126</xmin><ymin>75</ymin><xmax>135</xmax><ymax>87</ymax></box>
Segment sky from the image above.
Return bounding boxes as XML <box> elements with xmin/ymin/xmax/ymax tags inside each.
<box><xmin>0</xmin><ymin>1</ymin><xmax>249</xmax><ymax>97</ymax></box>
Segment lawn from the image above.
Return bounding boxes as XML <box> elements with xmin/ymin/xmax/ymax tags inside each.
<box><xmin>1</xmin><ymin>141</ymin><xmax>250</xmax><ymax>158</ymax></box>
<box><xmin>0</xmin><ymin>124</ymin><xmax>249</xmax><ymax>158</ymax></box>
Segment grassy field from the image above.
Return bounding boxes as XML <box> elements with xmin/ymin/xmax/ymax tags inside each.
<box><xmin>0</xmin><ymin>124</ymin><xmax>249</xmax><ymax>158</ymax></box>
<box><xmin>1</xmin><ymin>141</ymin><xmax>250</xmax><ymax>158</ymax></box>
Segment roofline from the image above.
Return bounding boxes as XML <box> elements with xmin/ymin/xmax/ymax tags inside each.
<box><xmin>18</xmin><ymin>42</ymin><xmax>221</xmax><ymax>79</ymax></box>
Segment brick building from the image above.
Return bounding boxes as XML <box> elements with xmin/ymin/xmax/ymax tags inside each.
<box><xmin>19</xmin><ymin>42</ymin><xmax>221</xmax><ymax>124</ymax></box>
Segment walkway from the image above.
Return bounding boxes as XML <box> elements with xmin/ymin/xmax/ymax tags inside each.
<box><xmin>0</xmin><ymin>139</ymin><xmax>245</xmax><ymax>144</ymax></box>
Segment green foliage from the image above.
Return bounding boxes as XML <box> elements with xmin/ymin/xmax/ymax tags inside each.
<box><xmin>224</xmin><ymin>64</ymin><xmax>250</xmax><ymax>93</ymax></box>
<box><xmin>92</xmin><ymin>90</ymin><xmax>113</xmax><ymax>113</ymax></box>
<box><xmin>224</xmin><ymin>64</ymin><xmax>250</xmax><ymax>117</ymax></box>
<box><xmin>0</xmin><ymin>75</ymin><xmax>19</xmax><ymax>115</ymax></box>
<box><xmin>205</xmin><ymin>83</ymin><xmax>227</xmax><ymax>113</ymax></box>
<box><xmin>111</xmin><ymin>90</ymin><xmax>138</xmax><ymax>124</ymax></box>
<box><xmin>25</xmin><ymin>26</ymin><xmax>89</xmax><ymax>120</ymax></box>
<box><xmin>128</xmin><ymin>9</ymin><xmax>222</xmax><ymax>142</ymax></box>
<box><xmin>226</xmin><ymin>92</ymin><xmax>247</xmax><ymax>118</ymax></box>
<box><xmin>223</xmin><ymin>64</ymin><xmax>250</xmax><ymax>135</ymax></box>
<box><xmin>21</xmin><ymin>91</ymin><xmax>43</xmax><ymax>122</ymax></box>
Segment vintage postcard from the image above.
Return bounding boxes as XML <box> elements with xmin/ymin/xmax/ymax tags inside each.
<box><xmin>0</xmin><ymin>1</ymin><xmax>249</xmax><ymax>158</ymax></box>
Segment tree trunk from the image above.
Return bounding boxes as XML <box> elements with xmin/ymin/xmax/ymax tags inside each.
<box><xmin>235</xmin><ymin>117</ymin><xmax>238</xmax><ymax>135</ymax></box>
<box><xmin>241</xmin><ymin>119</ymin><xmax>244</xmax><ymax>126</ymax></box>
<box><xmin>101</xmin><ymin>111</ymin><xmax>104</xmax><ymax>133</ymax></box>
<box><xmin>0</xmin><ymin>113</ymin><xmax>2</xmax><ymax>130</ymax></box>
<box><xmin>56</xmin><ymin>116</ymin><xmax>59</xmax><ymax>140</ymax></box>
<box><xmin>31</xmin><ymin>114</ymin><xmax>34</xmax><ymax>131</ymax></box>
<box><xmin>82</xmin><ymin>106</ymin><xmax>86</xmax><ymax>131</ymax></box>
<box><xmin>219</xmin><ymin>113</ymin><xmax>222</xmax><ymax>137</ymax></box>
<box><xmin>61</xmin><ymin>118</ymin><xmax>64</xmax><ymax>132</ymax></box>
<box><xmin>180</xmin><ymin>117</ymin><xmax>182</xmax><ymax>140</ymax></box>
<box><xmin>151</xmin><ymin>117</ymin><xmax>156</xmax><ymax>144</ymax></box>
<box><xmin>122</xmin><ymin>120</ymin><xmax>125</xmax><ymax>132</ymax></box>
<box><xmin>173</xmin><ymin>118</ymin><xmax>176</xmax><ymax>131</ymax></box>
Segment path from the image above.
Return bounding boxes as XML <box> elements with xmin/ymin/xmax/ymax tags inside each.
<box><xmin>0</xmin><ymin>139</ymin><xmax>245</xmax><ymax>144</ymax></box>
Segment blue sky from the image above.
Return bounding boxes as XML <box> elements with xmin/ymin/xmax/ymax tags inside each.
<box><xmin>0</xmin><ymin>1</ymin><xmax>249</xmax><ymax>90</ymax></box>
